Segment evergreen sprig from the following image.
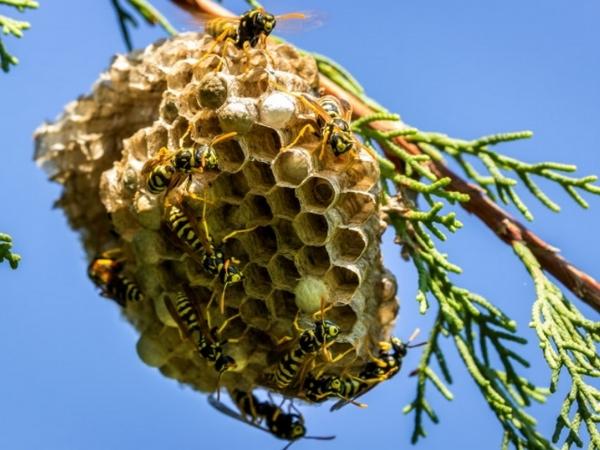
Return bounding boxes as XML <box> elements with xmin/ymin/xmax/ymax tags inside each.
<box><xmin>0</xmin><ymin>233</ymin><xmax>20</xmax><ymax>269</ymax></box>
<box><xmin>406</xmin><ymin>131</ymin><xmax>600</xmax><ymax>221</ymax></box>
<box><xmin>110</xmin><ymin>0</ymin><xmax>176</xmax><ymax>51</ymax></box>
<box><xmin>386</xmin><ymin>202</ymin><xmax>551</xmax><ymax>449</ymax></box>
<box><xmin>514</xmin><ymin>242</ymin><xmax>599</xmax><ymax>449</ymax></box>
<box><xmin>0</xmin><ymin>0</ymin><xmax>37</xmax><ymax>72</ymax></box>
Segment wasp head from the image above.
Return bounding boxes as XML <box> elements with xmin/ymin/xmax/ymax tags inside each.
<box><xmin>173</xmin><ymin>149</ymin><xmax>193</xmax><ymax>171</ymax></box>
<box><xmin>317</xmin><ymin>319</ymin><xmax>341</xmax><ymax>340</ymax></box>
<box><xmin>239</xmin><ymin>9</ymin><xmax>277</xmax><ymax>47</ymax></box>
<box><xmin>329</xmin><ymin>130</ymin><xmax>355</xmax><ymax>156</ymax></box>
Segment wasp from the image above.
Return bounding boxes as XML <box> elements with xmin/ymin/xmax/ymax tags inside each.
<box><xmin>165</xmin><ymin>198</ymin><xmax>249</xmax><ymax>314</ymax></box>
<box><xmin>88</xmin><ymin>250</ymin><xmax>143</xmax><ymax>307</ymax></box>
<box><xmin>329</xmin><ymin>332</ymin><xmax>422</xmax><ymax>411</ymax></box>
<box><xmin>282</xmin><ymin>93</ymin><xmax>377</xmax><ymax>161</ymax></box>
<box><xmin>270</xmin><ymin>319</ymin><xmax>340</xmax><ymax>390</ymax></box>
<box><xmin>141</xmin><ymin>124</ymin><xmax>236</xmax><ymax>195</ymax></box>
<box><xmin>208</xmin><ymin>390</ymin><xmax>335</xmax><ymax>450</ymax></box>
<box><xmin>176</xmin><ymin>1</ymin><xmax>307</xmax><ymax>71</ymax></box>
<box><xmin>166</xmin><ymin>290</ymin><xmax>236</xmax><ymax>375</ymax></box>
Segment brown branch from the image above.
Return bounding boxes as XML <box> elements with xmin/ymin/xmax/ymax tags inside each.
<box><xmin>179</xmin><ymin>0</ymin><xmax>600</xmax><ymax>314</ymax></box>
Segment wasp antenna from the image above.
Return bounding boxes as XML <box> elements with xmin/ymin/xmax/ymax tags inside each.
<box><xmin>210</xmin><ymin>130</ymin><xmax>238</xmax><ymax>146</ymax></box>
<box><xmin>179</xmin><ymin>122</ymin><xmax>194</xmax><ymax>147</ymax></box>
<box><xmin>222</xmin><ymin>224</ymin><xmax>258</xmax><ymax>242</ymax></box>
<box><xmin>407</xmin><ymin>340</ymin><xmax>427</xmax><ymax>349</ymax></box>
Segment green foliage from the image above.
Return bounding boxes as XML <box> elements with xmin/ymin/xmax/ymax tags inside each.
<box><xmin>515</xmin><ymin>242</ymin><xmax>600</xmax><ymax>449</ymax></box>
<box><xmin>387</xmin><ymin>199</ymin><xmax>551</xmax><ymax>449</ymax></box>
<box><xmin>407</xmin><ymin>130</ymin><xmax>600</xmax><ymax>221</ymax></box>
<box><xmin>0</xmin><ymin>0</ymin><xmax>38</xmax><ymax>72</ymax></box>
<box><xmin>110</xmin><ymin>0</ymin><xmax>176</xmax><ymax>51</ymax></box>
<box><xmin>320</xmin><ymin>45</ymin><xmax>600</xmax><ymax>448</ymax></box>
<box><xmin>0</xmin><ymin>233</ymin><xmax>20</xmax><ymax>269</ymax></box>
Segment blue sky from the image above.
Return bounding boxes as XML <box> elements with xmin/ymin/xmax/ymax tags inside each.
<box><xmin>1</xmin><ymin>1</ymin><xmax>599</xmax><ymax>449</ymax></box>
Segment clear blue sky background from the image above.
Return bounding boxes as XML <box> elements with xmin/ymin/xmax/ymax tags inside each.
<box><xmin>1</xmin><ymin>1</ymin><xmax>599</xmax><ymax>449</ymax></box>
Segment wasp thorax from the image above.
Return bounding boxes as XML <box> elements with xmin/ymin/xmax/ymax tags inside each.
<box><xmin>34</xmin><ymin>32</ymin><xmax>398</xmax><ymax>402</ymax></box>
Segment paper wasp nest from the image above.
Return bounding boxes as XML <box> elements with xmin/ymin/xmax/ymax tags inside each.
<box><xmin>34</xmin><ymin>33</ymin><xmax>399</xmax><ymax>399</ymax></box>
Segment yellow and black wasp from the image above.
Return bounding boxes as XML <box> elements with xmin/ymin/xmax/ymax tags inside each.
<box><xmin>88</xmin><ymin>250</ymin><xmax>144</xmax><ymax>307</ymax></box>
<box><xmin>208</xmin><ymin>390</ymin><xmax>335</xmax><ymax>450</ymax></box>
<box><xmin>174</xmin><ymin>1</ymin><xmax>308</xmax><ymax>71</ymax></box>
<box><xmin>166</xmin><ymin>290</ymin><xmax>236</xmax><ymax>375</ymax></box>
<box><xmin>303</xmin><ymin>373</ymin><xmax>365</xmax><ymax>406</ymax></box>
<box><xmin>165</xmin><ymin>197</ymin><xmax>246</xmax><ymax>314</ymax></box>
<box><xmin>173</xmin><ymin>1</ymin><xmax>306</xmax><ymax>50</ymax></box>
<box><xmin>283</xmin><ymin>93</ymin><xmax>376</xmax><ymax>161</ymax></box>
<box><xmin>270</xmin><ymin>318</ymin><xmax>340</xmax><ymax>390</ymax></box>
<box><xmin>328</xmin><ymin>332</ymin><xmax>422</xmax><ymax>411</ymax></box>
<box><xmin>141</xmin><ymin>124</ymin><xmax>236</xmax><ymax>196</ymax></box>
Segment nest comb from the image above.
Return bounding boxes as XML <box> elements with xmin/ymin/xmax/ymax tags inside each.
<box><xmin>34</xmin><ymin>33</ymin><xmax>399</xmax><ymax>400</ymax></box>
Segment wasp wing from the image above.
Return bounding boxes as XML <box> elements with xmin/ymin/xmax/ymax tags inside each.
<box><xmin>207</xmin><ymin>394</ymin><xmax>273</xmax><ymax>436</ymax></box>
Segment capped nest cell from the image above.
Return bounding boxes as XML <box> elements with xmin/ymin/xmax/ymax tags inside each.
<box><xmin>34</xmin><ymin>33</ymin><xmax>399</xmax><ymax>401</ymax></box>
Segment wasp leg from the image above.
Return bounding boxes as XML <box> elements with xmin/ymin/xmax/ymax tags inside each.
<box><xmin>281</xmin><ymin>123</ymin><xmax>318</xmax><ymax>152</ymax></box>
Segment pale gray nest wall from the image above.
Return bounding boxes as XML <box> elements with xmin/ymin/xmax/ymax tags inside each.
<box><xmin>34</xmin><ymin>33</ymin><xmax>399</xmax><ymax>399</ymax></box>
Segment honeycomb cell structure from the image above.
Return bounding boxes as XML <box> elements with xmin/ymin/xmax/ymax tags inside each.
<box><xmin>34</xmin><ymin>33</ymin><xmax>399</xmax><ymax>401</ymax></box>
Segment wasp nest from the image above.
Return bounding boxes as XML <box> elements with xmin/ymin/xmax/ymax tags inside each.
<box><xmin>34</xmin><ymin>33</ymin><xmax>399</xmax><ymax>400</ymax></box>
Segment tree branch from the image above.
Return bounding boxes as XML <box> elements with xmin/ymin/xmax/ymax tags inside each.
<box><xmin>180</xmin><ymin>0</ymin><xmax>600</xmax><ymax>315</ymax></box>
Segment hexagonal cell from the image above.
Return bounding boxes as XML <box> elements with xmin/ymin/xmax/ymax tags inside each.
<box><xmin>205</xmin><ymin>202</ymin><xmax>245</xmax><ymax>234</ymax></box>
<box><xmin>146</xmin><ymin>125</ymin><xmax>168</xmax><ymax>155</ymax></box>
<box><xmin>180</xmin><ymin>83</ymin><xmax>201</xmax><ymax>115</ymax></box>
<box><xmin>342</xmin><ymin>156</ymin><xmax>379</xmax><ymax>191</ymax></box>
<box><xmin>293</xmin><ymin>212</ymin><xmax>329</xmax><ymax>246</ymax></box>
<box><xmin>243</xmin><ymin>160</ymin><xmax>276</xmax><ymax>193</ymax></box>
<box><xmin>267</xmin><ymin>289</ymin><xmax>297</xmax><ymax>321</ymax></box>
<box><xmin>327</xmin><ymin>342</ymin><xmax>356</xmax><ymax>366</ymax></box>
<box><xmin>210</xmin><ymin>172</ymin><xmax>249</xmax><ymax>204</ymax></box>
<box><xmin>239</xmin><ymin>125</ymin><xmax>281</xmax><ymax>161</ymax></box>
<box><xmin>217</xmin><ymin>314</ymin><xmax>246</xmax><ymax>342</ymax></box>
<box><xmin>197</xmin><ymin>72</ymin><xmax>228</xmax><ymax>109</ymax></box>
<box><xmin>239</xmin><ymin>194</ymin><xmax>273</xmax><ymax>225</ymax></box>
<box><xmin>272</xmin><ymin>149</ymin><xmax>312</xmax><ymax>187</ymax></box>
<box><xmin>212</xmin><ymin>137</ymin><xmax>247</xmax><ymax>173</ymax></box>
<box><xmin>297</xmin><ymin>176</ymin><xmax>338</xmax><ymax>213</ymax></box>
<box><xmin>222</xmin><ymin>237</ymin><xmax>249</xmax><ymax>267</ymax></box>
<box><xmin>239</xmin><ymin>68</ymin><xmax>271</xmax><ymax>98</ymax></box>
<box><xmin>296</xmin><ymin>245</ymin><xmax>331</xmax><ymax>276</ymax></box>
<box><xmin>266</xmin><ymin>186</ymin><xmax>301</xmax><ymax>219</ymax></box>
<box><xmin>240</xmin><ymin>298</ymin><xmax>271</xmax><ymax>330</ymax></box>
<box><xmin>269</xmin><ymin>319</ymin><xmax>295</xmax><ymax>345</ymax></box>
<box><xmin>336</xmin><ymin>191</ymin><xmax>377</xmax><ymax>225</ymax></box>
<box><xmin>240</xmin><ymin>225</ymin><xmax>278</xmax><ymax>264</ymax></box>
<box><xmin>219</xmin><ymin>283</ymin><xmax>247</xmax><ymax>310</ymax></box>
<box><xmin>188</xmin><ymin>285</ymin><xmax>213</xmax><ymax>305</ymax></box>
<box><xmin>325</xmin><ymin>265</ymin><xmax>360</xmax><ymax>303</ymax></box>
<box><xmin>245</xmin><ymin>327</ymin><xmax>273</xmax><ymax>350</ymax></box>
<box><xmin>329</xmin><ymin>228</ymin><xmax>368</xmax><ymax>263</ymax></box>
<box><xmin>192</xmin><ymin>114</ymin><xmax>222</xmax><ymax>137</ymax></box>
<box><xmin>267</xmin><ymin>254</ymin><xmax>301</xmax><ymax>290</ymax></box>
<box><xmin>170</xmin><ymin>118</ymin><xmax>191</xmax><ymax>146</ymax></box>
<box><xmin>326</xmin><ymin>305</ymin><xmax>358</xmax><ymax>334</ymax></box>
<box><xmin>160</xmin><ymin>97</ymin><xmax>179</xmax><ymax>124</ymax></box>
<box><xmin>218</xmin><ymin>98</ymin><xmax>259</xmax><ymax>134</ymax></box>
<box><xmin>166</xmin><ymin>60</ymin><xmax>193</xmax><ymax>89</ymax></box>
<box><xmin>272</xmin><ymin>219</ymin><xmax>303</xmax><ymax>254</ymax></box>
<box><xmin>243</xmin><ymin>262</ymin><xmax>273</xmax><ymax>299</ymax></box>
